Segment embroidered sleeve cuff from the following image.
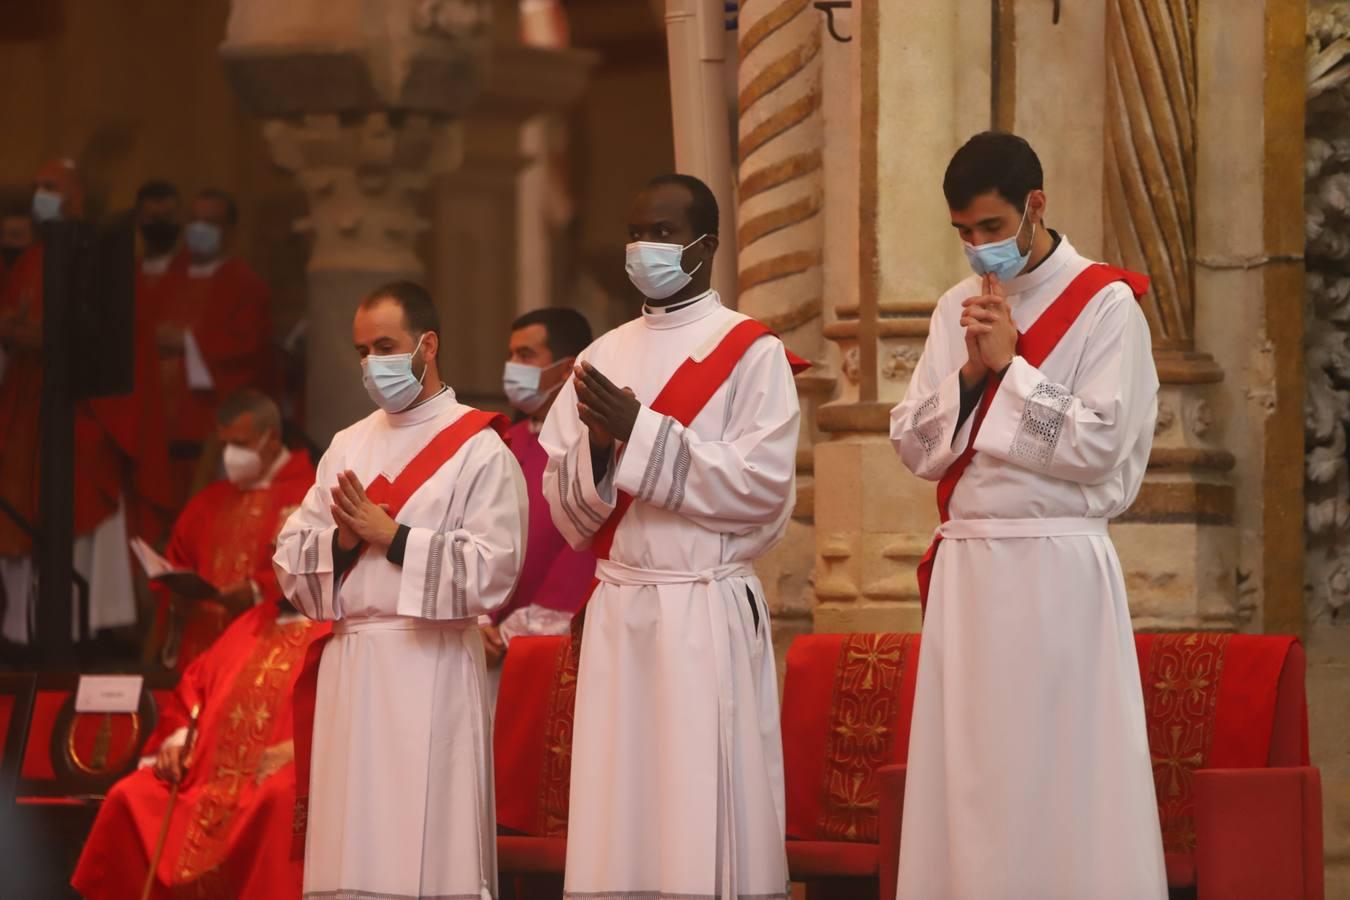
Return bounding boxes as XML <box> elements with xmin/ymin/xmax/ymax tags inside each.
<box><xmin>554</xmin><ymin>436</ymin><xmax>614</xmax><ymax>544</ymax></box>
<box><xmin>614</xmin><ymin>405</ymin><xmax>672</xmax><ymax>499</ymax></box>
<box><xmin>399</xmin><ymin>526</ymin><xmax>476</xmax><ymax>619</ymax></box>
<box><xmin>973</xmin><ymin>356</ymin><xmax>1071</xmax><ymax>468</ymax></box>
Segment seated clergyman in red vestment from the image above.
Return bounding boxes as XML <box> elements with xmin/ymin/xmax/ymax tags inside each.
<box><xmin>72</xmin><ymin>597</ymin><xmax>330</xmax><ymax>899</ymax></box>
<box><xmin>151</xmin><ymin>391</ymin><xmax>316</xmax><ymax>670</ymax></box>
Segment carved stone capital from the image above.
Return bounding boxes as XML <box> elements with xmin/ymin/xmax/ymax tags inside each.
<box><xmin>220</xmin><ymin>0</ymin><xmax>492</xmax><ymax>118</ymax></box>
<box><xmin>264</xmin><ymin>113</ymin><xmax>462</xmax><ymax>273</ymax></box>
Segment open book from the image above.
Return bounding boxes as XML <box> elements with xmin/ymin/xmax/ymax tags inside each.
<box><xmin>129</xmin><ymin>537</ymin><xmax>219</xmax><ymax>600</ymax></box>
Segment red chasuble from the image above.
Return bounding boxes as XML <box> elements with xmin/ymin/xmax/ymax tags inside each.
<box><xmin>72</xmin><ymin>602</ymin><xmax>331</xmax><ymax>900</ymax></box>
<box><xmin>154</xmin><ymin>256</ymin><xmax>275</xmax><ymax>446</ymax></box>
<box><xmin>0</xmin><ymin>243</ymin><xmax>135</xmax><ymax>556</ymax></box>
<box><xmin>156</xmin><ymin>450</ymin><xmax>317</xmax><ymax>671</ymax></box>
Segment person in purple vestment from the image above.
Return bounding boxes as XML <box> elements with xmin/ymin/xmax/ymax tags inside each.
<box><xmin>483</xmin><ymin>307</ymin><xmax>596</xmax><ymax>675</ymax></box>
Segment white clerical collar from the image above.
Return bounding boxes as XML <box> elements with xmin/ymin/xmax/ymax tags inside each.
<box><xmin>1005</xmin><ymin>233</ymin><xmax>1076</xmax><ymax>296</ymax></box>
<box><xmin>385</xmin><ymin>385</ymin><xmax>456</xmax><ymax>428</ymax></box>
<box><xmin>141</xmin><ymin>254</ymin><xmax>174</xmax><ymax>276</ymax></box>
<box><xmin>641</xmin><ymin>289</ymin><xmax>720</xmax><ymax>330</ymax></box>
<box><xmin>188</xmin><ymin>257</ymin><xmax>228</xmax><ymax>279</ymax></box>
<box><xmin>245</xmin><ymin>447</ymin><xmax>291</xmax><ymax>492</ymax></box>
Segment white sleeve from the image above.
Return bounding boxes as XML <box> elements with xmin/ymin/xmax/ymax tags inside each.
<box><xmin>397</xmin><ymin>434</ymin><xmax>528</xmax><ymax>619</ymax></box>
<box><xmin>610</xmin><ymin>337</ymin><xmax>800</xmax><ymax>532</ymax></box>
<box><xmin>272</xmin><ymin>445</ymin><xmax>340</xmax><ymax>620</ymax></box>
<box><xmin>540</xmin><ymin>368</ymin><xmax>617</xmax><ymax>550</ymax></box>
<box><xmin>889</xmin><ymin>302</ymin><xmax>973</xmax><ymax>481</ymax></box>
<box><xmin>973</xmin><ymin>285</ymin><xmax>1158</xmax><ymax>484</ymax></box>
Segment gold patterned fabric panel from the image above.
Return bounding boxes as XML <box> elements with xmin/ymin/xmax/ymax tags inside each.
<box><xmin>174</xmin><ymin>620</ymin><xmax>314</xmax><ymax>884</ymax></box>
<box><xmin>816</xmin><ymin>633</ymin><xmax>912</xmax><ymax>842</ymax></box>
<box><xmin>538</xmin><ymin>637</ymin><xmax>580</xmax><ymax>837</ymax></box>
<box><xmin>1141</xmin><ymin>632</ymin><xmax>1227</xmax><ymax>853</ymax></box>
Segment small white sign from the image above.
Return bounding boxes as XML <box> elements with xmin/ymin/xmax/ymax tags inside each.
<box><xmin>75</xmin><ymin>675</ymin><xmax>144</xmax><ymax>714</ymax></box>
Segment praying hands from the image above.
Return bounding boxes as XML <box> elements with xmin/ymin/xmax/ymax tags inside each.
<box><xmin>960</xmin><ymin>272</ymin><xmax>1018</xmax><ymax>383</ymax></box>
<box><xmin>330</xmin><ymin>470</ymin><xmax>398</xmax><ymax>551</ymax></box>
<box><xmin>574</xmin><ymin>361</ymin><xmax>640</xmax><ymax>449</ymax></box>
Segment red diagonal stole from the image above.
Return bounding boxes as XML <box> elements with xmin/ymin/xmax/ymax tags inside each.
<box><xmin>914</xmin><ymin>263</ymin><xmax>1149</xmax><ymax>612</ymax></box>
<box><xmin>566</xmin><ymin>318</ymin><xmax>809</xmax><ymax>652</ymax></box>
<box><xmin>589</xmin><ymin>318</ymin><xmax>811</xmax><ymax>562</ymax></box>
<box><xmin>289</xmin><ymin>407</ymin><xmax>508</xmax><ymax>858</ymax></box>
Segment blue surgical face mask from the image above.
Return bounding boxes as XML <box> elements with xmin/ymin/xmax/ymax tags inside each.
<box><xmin>31</xmin><ymin>189</ymin><xmax>63</xmax><ymax>223</ymax></box>
<box><xmin>362</xmin><ymin>333</ymin><xmax>428</xmax><ymax>413</ymax></box>
<box><xmin>503</xmin><ymin>358</ymin><xmax>568</xmax><ymax>415</ymax></box>
<box><xmin>185</xmin><ymin>221</ymin><xmax>223</xmax><ymax>260</ymax></box>
<box><xmin>625</xmin><ymin>234</ymin><xmax>707</xmax><ymax>301</ymax></box>
<box><xmin>962</xmin><ymin>200</ymin><xmax>1035</xmax><ymax>282</ymax></box>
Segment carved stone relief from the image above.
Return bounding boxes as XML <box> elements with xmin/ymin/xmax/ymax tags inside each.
<box><xmin>1306</xmin><ymin>5</ymin><xmax>1350</xmax><ymax>623</ymax></box>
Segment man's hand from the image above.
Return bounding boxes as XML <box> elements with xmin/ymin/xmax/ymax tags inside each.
<box><xmin>330</xmin><ymin>470</ymin><xmax>398</xmax><ymax>551</ymax></box>
<box><xmin>481</xmin><ymin>624</ymin><xmax>506</xmax><ymax>667</ymax></box>
<box><xmin>960</xmin><ymin>273</ymin><xmax>1018</xmax><ymax>374</ymax></box>
<box><xmin>255</xmin><ymin>739</ymin><xmax>294</xmax><ymax>785</ymax></box>
<box><xmin>574</xmin><ymin>362</ymin><xmax>640</xmax><ymax>450</ymax></box>
<box><xmin>155</xmin><ymin>323</ymin><xmax>185</xmax><ymax>354</ymax></box>
<box><xmin>153</xmin><ymin>740</ymin><xmax>188</xmax><ymax>784</ymax></box>
<box><xmin>217</xmin><ymin>579</ymin><xmax>256</xmax><ymax>614</ymax></box>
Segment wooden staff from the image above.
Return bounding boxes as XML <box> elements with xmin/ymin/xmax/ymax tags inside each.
<box><xmin>141</xmin><ymin>704</ymin><xmax>201</xmax><ymax>900</ymax></box>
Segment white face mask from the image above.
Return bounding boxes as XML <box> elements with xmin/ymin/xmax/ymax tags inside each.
<box><xmin>625</xmin><ymin>234</ymin><xmax>707</xmax><ymax>301</ymax></box>
<box><xmin>185</xmin><ymin>221</ymin><xmax>223</xmax><ymax>260</ymax></box>
<box><xmin>362</xmin><ymin>333</ymin><xmax>428</xmax><ymax>413</ymax></box>
<box><xmin>223</xmin><ymin>440</ymin><xmax>265</xmax><ymax>485</ymax></box>
<box><xmin>31</xmin><ymin>189</ymin><xmax>63</xmax><ymax>223</ymax></box>
<box><xmin>503</xmin><ymin>358</ymin><xmax>568</xmax><ymax>415</ymax></box>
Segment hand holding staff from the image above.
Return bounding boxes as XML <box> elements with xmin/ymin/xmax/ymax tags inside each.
<box><xmin>142</xmin><ymin>703</ymin><xmax>201</xmax><ymax>900</ymax></box>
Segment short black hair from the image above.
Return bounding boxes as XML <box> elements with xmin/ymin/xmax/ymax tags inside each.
<box><xmin>363</xmin><ymin>280</ymin><xmax>441</xmax><ymax>338</ymax></box>
<box><xmin>943</xmin><ymin>132</ymin><xmax>1043</xmax><ymax>213</ymax></box>
<box><xmin>216</xmin><ymin>389</ymin><xmax>281</xmax><ymax>432</ymax></box>
<box><xmin>197</xmin><ymin>188</ymin><xmax>239</xmax><ymax>225</ymax></box>
<box><xmin>511</xmin><ymin>307</ymin><xmax>593</xmax><ymax>359</ymax></box>
<box><xmin>645</xmin><ymin>173</ymin><xmax>719</xmax><ymax>236</ymax></box>
<box><xmin>135</xmin><ymin>180</ymin><xmax>179</xmax><ymax>208</ymax></box>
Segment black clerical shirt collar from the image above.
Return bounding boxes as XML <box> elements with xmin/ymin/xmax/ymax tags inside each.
<box><xmin>643</xmin><ymin>289</ymin><xmax>713</xmax><ymax>317</ymax></box>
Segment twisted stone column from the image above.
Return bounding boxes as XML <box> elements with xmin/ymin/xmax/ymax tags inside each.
<box><xmin>1104</xmin><ymin>0</ymin><xmax>1237</xmax><ymax>629</ymax></box>
<box><xmin>737</xmin><ymin>0</ymin><xmax>834</xmax><ymax>659</ymax></box>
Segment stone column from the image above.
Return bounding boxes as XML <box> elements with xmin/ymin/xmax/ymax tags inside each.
<box><xmin>812</xmin><ymin>0</ymin><xmax>992</xmax><ymax>635</ymax></box>
<box><xmin>736</xmin><ymin>0</ymin><xmax>836</xmax><ymax>664</ymax></box>
<box><xmin>219</xmin><ymin>0</ymin><xmax>494</xmax><ymax>443</ymax></box>
<box><xmin>1101</xmin><ymin>0</ymin><xmax>1238</xmax><ymax>630</ymax></box>
<box><xmin>428</xmin><ymin>41</ymin><xmax>594</xmax><ymax>405</ymax></box>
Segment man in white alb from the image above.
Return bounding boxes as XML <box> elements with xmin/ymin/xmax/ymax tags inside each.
<box><xmin>274</xmin><ymin>280</ymin><xmax>526</xmax><ymax>900</ymax></box>
<box><xmin>541</xmin><ymin>174</ymin><xmax>803</xmax><ymax>900</ymax></box>
<box><xmin>889</xmin><ymin>132</ymin><xmax>1167</xmax><ymax>898</ymax></box>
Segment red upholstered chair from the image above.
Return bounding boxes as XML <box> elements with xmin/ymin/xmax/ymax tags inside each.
<box><xmin>1135</xmin><ymin>633</ymin><xmax>1323</xmax><ymax>900</ymax></box>
<box><xmin>781</xmin><ymin>633</ymin><xmax>920</xmax><ymax>899</ymax></box>
<box><xmin>494</xmin><ymin>635</ymin><xmax>577</xmax><ymax>894</ymax></box>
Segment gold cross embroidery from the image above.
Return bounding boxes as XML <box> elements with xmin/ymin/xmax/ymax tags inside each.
<box><xmin>254</xmin><ymin>646</ymin><xmax>293</xmax><ymax>688</ymax></box>
<box><xmin>214</xmin><ymin>747</ymin><xmax>257</xmax><ymax>797</ymax></box>
<box><xmin>227</xmin><ymin>704</ymin><xmax>247</xmax><ymax>732</ymax></box>
<box><xmin>845</xmin><ymin>640</ymin><xmax>901</xmax><ymax>690</ymax></box>
<box><xmin>1151</xmin><ymin>724</ymin><xmax>1204</xmax><ymax>797</ymax></box>
<box><xmin>252</xmin><ymin>704</ymin><xmax>272</xmax><ymax>731</ymax></box>
<box><xmin>829</xmin><ymin>770</ymin><xmax>878</xmax><ymax>840</ymax></box>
